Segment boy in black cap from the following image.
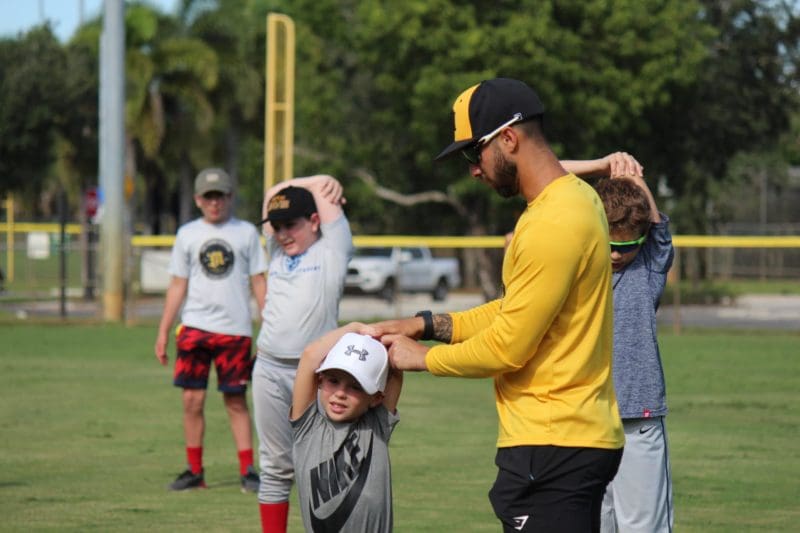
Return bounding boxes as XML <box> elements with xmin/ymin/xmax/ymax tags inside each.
<box><xmin>369</xmin><ymin>78</ymin><xmax>626</xmax><ymax>532</ymax></box>
<box><xmin>251</xmin><ymin>175</ymin><xmax>354</xmax><ymax>532</ymax></box>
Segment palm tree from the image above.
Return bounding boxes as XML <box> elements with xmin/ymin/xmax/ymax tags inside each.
<box><xmin>124</xmin><ymin>2</ymin><xmax>219</xmax><ymax>232</ymax></box>
<box><xmin>66</xmin><ymin>2</ymin><xmax>219</xmax><ymax>233</ymax></box>
<box><xmin>177</xmin><ymin>0</ymin><xmax>264</xmax><ymax>218</ymax></box>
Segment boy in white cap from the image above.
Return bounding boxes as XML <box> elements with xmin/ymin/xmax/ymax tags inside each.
<box><xmin>290</xmin><ymin>323</ymin><xmax>403</xmax><ymax>533</ymax></box>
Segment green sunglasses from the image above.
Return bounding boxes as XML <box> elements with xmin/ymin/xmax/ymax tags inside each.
<box><xmin>610</xmin><ymin>235</ymin><xmax>646</xmax><ymax>254</ymax></box>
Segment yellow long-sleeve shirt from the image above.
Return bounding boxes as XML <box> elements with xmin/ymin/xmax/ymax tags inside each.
<box><xmin>426</xmin><ymin>174</ymin><xmax>624</xmax><ymax>450</ymax></box>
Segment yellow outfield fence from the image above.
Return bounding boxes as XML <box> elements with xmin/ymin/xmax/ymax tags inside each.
<box><xmin>126</xmin><ymin>233</ymin><xmax>800</xmax><ymax>249</ymax></box>
<box><xmin>2</xmin><ymin>223</ymin><xmax>799</xmax><ymax>293</ymax></box>
<box><xmin>671</xmin><ymin>235</ymin><xmax>800</xmax><ymax>248</ymax></box>
<box><xmin>2</xmin><ymin>223</ymin><xmax>799</xmax><ymax>333</ymax></box>
<box><xmin>1</xmin><ymin>223</ymin><xmax>82</xmax><ymax>235</ymax></box>
<box><xmin>4</xmin><ymin>224</ymin><xmax>799</xmax><ymax>250</ymax></box>
<box><xmin>3</xmin><ymin>223</ymin><xmax>799</xmax><ymax>252</ymax></box>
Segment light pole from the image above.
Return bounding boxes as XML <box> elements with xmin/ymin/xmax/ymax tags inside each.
<box><xmin>99</xmin><ymin>0</ymin><xmax>126</xmax><ymax>321</ymax></box>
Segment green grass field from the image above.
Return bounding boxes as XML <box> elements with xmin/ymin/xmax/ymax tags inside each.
<box><xmin>1</xmin><ymin>324</ymin><xmax>798</xmax><ymax>532</ymax></box>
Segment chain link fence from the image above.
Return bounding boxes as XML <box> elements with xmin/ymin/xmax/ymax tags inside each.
<box><xmin>2</xmin><ymin>223</ymin><xmax>800</xmax><ymax>321</ymax></box>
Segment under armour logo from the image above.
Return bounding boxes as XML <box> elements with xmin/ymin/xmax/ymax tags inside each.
<box><xmin>344</xmin><ymin>345</ymin><xmax>368</xmax><ymax>361</ymax></box>
<box><xmin>512</xmin><ymin>515</ymin><xmax>529</xmax><ymax>530</ymax></box>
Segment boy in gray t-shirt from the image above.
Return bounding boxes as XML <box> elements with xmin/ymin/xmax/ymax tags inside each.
<box><xmin>291</xmin><ymin>324</ymin><xmax>402</xmax><ymax>533</ymax></box>
<box><xmin>594</xmin><ymin>173</ymin><xmax>675</xmax><ymax>533</ymax></box>
<box><xmin>155</xmin><ymin>167</ymin><xmax>267</xmax><ymax>493</ymax></box>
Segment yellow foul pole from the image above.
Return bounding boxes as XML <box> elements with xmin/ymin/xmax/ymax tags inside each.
<box><xmin>5</xmin><ymin>194</ymin><xmax>13</xmax><ymax>282</ymax></box>
<box><xmin>264</xmin><ymin>13</ymin><xmax>296</xmax><ymax>191</ymax></box>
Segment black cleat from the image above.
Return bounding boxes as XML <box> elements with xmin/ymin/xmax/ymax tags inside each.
<box><xmin>168</xmin><ymin>468</ymin><xmax>206</xmax><ymax>491</ymax></box>
<box><xmin>240</xmin><ymin>465</ymin><xmax>260</xmax><ymax>493</ymax></box>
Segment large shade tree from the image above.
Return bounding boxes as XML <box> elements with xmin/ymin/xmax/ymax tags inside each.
<box><xmin>0</xmin><ymin>26</ymin><xmax>71</xmax><ymax>210</ymax></box>
<box><xmin>3</xmin><ymin>0</ymin><xmax>799</xmax><ymax>288</ymax></box>
<box><xmin>250</xmin><ymin>0</ymin><xmax>710</xmax><ymax>231</ymax></box>
<box><xmin>248</xmin><ymin>0</ymin><xmax>714</xmax><ymax>292</ymax></box>
<box><xmin>643</xmin><ymin>0</ymin><xmax>800</xmax><ymax>234</ymax></box>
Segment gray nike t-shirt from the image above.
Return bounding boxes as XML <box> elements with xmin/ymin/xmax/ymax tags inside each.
<box><xmin>292</xmin><ymin>400</ymin><xmax>399</xmax><ymax>533</ymax></box>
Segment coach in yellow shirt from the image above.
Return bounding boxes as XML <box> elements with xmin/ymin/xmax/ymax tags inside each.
<box><xmin>370</xmin><ymin>78</ymin><xmax>627</xmax><ymax>533</ymax></box>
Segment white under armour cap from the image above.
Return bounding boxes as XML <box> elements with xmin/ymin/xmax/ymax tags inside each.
<box><xmin>316</xmin><ymin>332</ymin><xmax>389</xmax><ymax>395</ymax></box>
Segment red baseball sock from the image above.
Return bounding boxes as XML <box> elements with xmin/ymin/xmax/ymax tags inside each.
<box><xmin>238</xmin><ymin>448</ymin><xmax>254</xmax><ymax>476</ymax></box>
<box><xmin>187</xmin><ymin>446</ymin><xmax>203</xmax><ymax>475</ymax></box>
<box><xmin>259</xmin><ymin>501</ymin><xmax>289</xmax><ymax>533</ymax></box>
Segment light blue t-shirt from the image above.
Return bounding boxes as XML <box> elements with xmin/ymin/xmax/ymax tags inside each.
<box><xmin>256</xmin><ymin>215</ymin><xmax>353</xmax><ymax>359</ymax></box>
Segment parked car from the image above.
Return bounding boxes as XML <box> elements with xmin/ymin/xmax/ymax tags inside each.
<box><xmin>345</xmin><ymin>246</ymin><xmax>461</xmax><ymax>301</ymax></box>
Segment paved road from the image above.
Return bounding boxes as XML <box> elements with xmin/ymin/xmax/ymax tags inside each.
<box><xmin>656</xmin><ymin>294</ymin><xmax>800</xmax><ymax>331</ymax></box>
<box><xmin>338</xmin><ymin>293</ymin><xmax>800</xmax><ymax>331</ymax></box>
<box><xmin>0</xmin><ymin>291</ymin><xmax>486</xmax><ymax>322</ymax></box>
<box><xmin>338</xmin><ymin>292</ymin><xmax>485</xmax><ymax>322</ymax></box>
<box><xmin>2</xmin><ymin>291</ymin><xmax>799</xmax><ymax>331</ymax></box>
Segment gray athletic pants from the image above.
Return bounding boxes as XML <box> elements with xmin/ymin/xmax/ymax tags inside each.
<box><xmin>252</xmin><ymin>354</ymin><xmax>299</xmax><ymax>503</ymax></box>
<box><xmin>600</xmin><ymin>416</ymin><xmax>674</xmax><ymax>533</ymax></box>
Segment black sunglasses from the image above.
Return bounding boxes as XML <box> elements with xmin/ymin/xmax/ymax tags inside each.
<box><xmin>461</xmin><ymin>144</ymin><xmax>482</xmax><ymax>165</ymax></box>
<box><xmin>460</xmin><ymin>113</ymin><xmax>524</xmax><ymax>165</ymax></box>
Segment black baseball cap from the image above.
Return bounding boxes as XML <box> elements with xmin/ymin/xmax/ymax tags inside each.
<box><xmin>259</xmin><ymin>186</ymin><xmax>318</xmax><ymax>225</ymax></box>
<box><xmin>435</xmin><ymin>78</ymin><xmax>545</xmax><ymax>161</ymax></box>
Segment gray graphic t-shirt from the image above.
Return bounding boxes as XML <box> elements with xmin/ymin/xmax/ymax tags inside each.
<box><xmin>169</xmin><ymin>217</ymin><xmax>267</xmax><ymax>336</ymax></box>
<box><xmin>292</xmin><ymin>400</ymin><xmax>399</xmax><ymax>533</ymax></box>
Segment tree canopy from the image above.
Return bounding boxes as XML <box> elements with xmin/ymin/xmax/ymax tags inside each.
<box><xmin>0</xmin><ymin>27</ymin><xmax>70</xmax><ymax>197</ymax></box>
<box><xmin>1</xmin><ymin>0</ymin><xmax>799</xmax><ymax>236</ymax></box>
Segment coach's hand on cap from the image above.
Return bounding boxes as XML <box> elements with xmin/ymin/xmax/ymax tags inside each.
<box><xmin>366</xmin><ymin>317</ymin><xmax>425</xmax><ymax>340</ymax></box>
<box><xmin>380</xmin><ymin>334</ymin><xmax>429</xmax><ymax>371</ymax></box>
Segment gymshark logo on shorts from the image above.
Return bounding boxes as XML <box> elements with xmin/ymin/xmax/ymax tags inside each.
<box><xmin>344</xmin><ymin>345</ymin><xmax>368</xmax><ymax>361</ymax></box>
<box><xmin>309</xmin><ymin>432</ymin><xmax>374</xmax><ymax>532</ymax></box>
<box><xmin>513</xmin><ymin>515</ymin><xmax>529</xmax><ymax>530</ymax></box>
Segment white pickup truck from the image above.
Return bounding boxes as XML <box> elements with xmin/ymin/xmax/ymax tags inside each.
<box><xmin>345</xmin><ymin>246</ymin><xmax>461</xmax><ymax>302</ymax></box>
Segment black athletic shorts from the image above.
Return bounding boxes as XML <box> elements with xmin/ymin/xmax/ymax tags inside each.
<box><xmin>488</xmin><ymin>445</ymin><xmax>623</xmax><ymax>533</ymax></box>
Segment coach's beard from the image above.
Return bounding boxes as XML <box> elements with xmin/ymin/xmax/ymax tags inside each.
<box><xmin>493</xmin><ymin>154</ymin><xmax>519</xmax><ymax>198</ymax></box>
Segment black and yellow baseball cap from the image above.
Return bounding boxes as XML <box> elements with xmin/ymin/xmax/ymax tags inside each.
<box><xmin>259</xmin><ymin>186</ymin><xmax>318</xmax><ymax>226</ymax></box>
<box><xmin>435</xmin><ymin>78</ymin><xmax>545</xmax><ymax>161</ymax></box>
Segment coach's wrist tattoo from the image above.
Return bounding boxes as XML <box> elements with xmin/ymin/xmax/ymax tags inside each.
<box><xmin>431</xmin><ymin>314</ymin><xmax>453</xmax><ymax>343</ymax></box>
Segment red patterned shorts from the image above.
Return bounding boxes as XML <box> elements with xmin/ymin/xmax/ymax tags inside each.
<box><xmin>173</xmin><ymin>325</ymin><xmax>253</xmax><ymax>393</ymax></box>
